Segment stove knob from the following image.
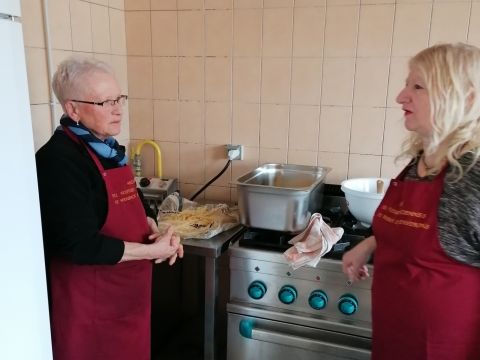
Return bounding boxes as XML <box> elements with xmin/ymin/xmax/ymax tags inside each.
<box><xmin>278</xmin><ymin>285</ymin><xmax>297</xmax><ymax>305</ymax></box>
<box><xmin>309</xmin><ymin>290</ymin><xmax>328</xmax><ymax>310</ymax></box>
<box><xmin>338</xmin><ymin>294</ymin><xmax>358</xmax><ymax>315</ymax></box>
<box><xmin>248</xmin><ymin>281</ymin><xmax>267</xmax><ymax>300</ymax></box>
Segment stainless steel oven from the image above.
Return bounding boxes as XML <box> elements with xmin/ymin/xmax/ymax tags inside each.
<box><xmin>227</xmin><ymin>242</ymin><xmax>372</xmax><ymax>360</ymax></box>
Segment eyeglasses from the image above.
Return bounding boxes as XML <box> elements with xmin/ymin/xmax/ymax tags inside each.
<box><xmin>71</xmin><ymin>95</ymin><xmax>128</xmax><ymax>107</ymax></box>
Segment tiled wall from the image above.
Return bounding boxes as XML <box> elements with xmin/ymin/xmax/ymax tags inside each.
<box><xmin>21</xmin><ymin>0</ymin><xmax>129</xmax><ymax>150</ymax></box>
<box><xmin>125</xmin><ymin>0</ymin><xmax>480</xmax><ymax>202</ymax></box>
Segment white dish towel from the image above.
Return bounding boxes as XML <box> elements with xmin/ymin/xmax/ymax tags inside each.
<box><xmin>283</xmin><ymin>213</ymin><xmax>344</xmax><ymax>270</ymax></box>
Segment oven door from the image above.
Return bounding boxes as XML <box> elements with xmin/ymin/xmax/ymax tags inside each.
<box><xmin>227</xmin><ymin>308</ymin><xmax>371</xmax><ymax>360</ymax></box>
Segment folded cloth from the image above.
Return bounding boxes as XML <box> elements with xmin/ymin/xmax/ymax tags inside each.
<box><xmin>283</xmin><ymin>213</ymin><xmax>343</xmax><ymax>270</ymax></box>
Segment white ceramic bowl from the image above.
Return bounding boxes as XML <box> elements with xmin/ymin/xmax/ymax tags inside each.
<box><xmin>340</xmin><ymin>178</ymin><xmax>390</xmax><ymax>226</ymax></box>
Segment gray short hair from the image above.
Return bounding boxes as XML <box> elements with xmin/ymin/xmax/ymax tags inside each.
<box><xmin>52</xmin><ymin>55</ymin><xmax>114</xmax><ymax>105</ymax></box>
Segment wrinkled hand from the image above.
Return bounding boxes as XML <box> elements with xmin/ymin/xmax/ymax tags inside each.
<box><xmin>342</xmin><ymin>236</ymin><xmax>375</xmax><ymax>283</ymax></box>
<box><xmin>148</xmin><ymin>225</ymin><xmax>184</xmax><ymax>265</ymax></box>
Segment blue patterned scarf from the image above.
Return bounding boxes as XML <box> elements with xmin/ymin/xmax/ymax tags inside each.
<box><xmin>58</xmin><ymin>116</ymin><xmax>128</xmax><ymax>166</ymax></box>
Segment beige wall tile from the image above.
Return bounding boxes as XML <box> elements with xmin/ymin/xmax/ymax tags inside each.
<box><xmin>348</xmin><ymin>154</ymin><xmax>381</xmax><ymax>178</ymax></box>
<box><xmin>264</xmin><ymin>0</ymin><xmax>293</xmax><ymax>7</ymax></box>
<box><xmin>21</xmin><ymin>0</ymin><xmax>45</xmax><ymax>48</ymax></box>
<box><xmin>178</xmin><ymin>0</ymin><xmax>204</xmax><ymax>10</ymax></box>
<box><xmin>125</xmin><ymin>11</ymin><xmax>151</xmax><ymax>56</ymax></box>
<box><xmin>153</xmin><ymin>57</ymin><xmax>178</xmax><ymax>100</ymax></box>
<box><xmin>125</xmin><ymin>0</ymin><xmax>149</xmax><ymax>10</ymax></box>
<box><xmin>260</xmin><ymin>104</ymin><xmax>289</xmax><ymax>149</ymax></box>
<box><xmin>321</xmin><ymin>57</ymin><xmax>355</xmax><ymax>106</ymax></box>
<box><xmin>232</xmin><ymin>103</ymin><xmax>260</xmax><ymax>147</ymax></box>
<box><xmin>318</xmin><ymin>152</ymin><xmax>348</xmax><ymax>184</ymax></box>
<box><xmin>383</xmin><ymin>107</ymin><xmax>408</xmax><ymax>156</ymax></box>
<box><xmin>205</xmin><ymin>10</ymin><xmax>232</xmax><ymax>56</ymax></box>
<box><xmin>180</xmin><ymin>143</ymin><xmax>205</xmax><ymax>183</ymax></box>
<box><xmin>127</xmin><ymin>56</ymin><xmax>153</xmax><ymax>98</ymax></box>
<box><xmin>230</xmin><ymin>187</ymin><xmax>238</xmax><ymax>203</ymax></box>
<box><xmin>158</xmin><ymin>141</ymin><xmax>180</xmax><ymax>180</ymax></box>
<box><xmin>151</xmin><ymin>11</ymin><xmax>177</xmax><ymax>56</ymax></box>
<box><xmin>324</xmin><ymin>5</ymin><xmax>358</xmax><ymax>58</ymax></box>
<box><xmin>392</xmin><ymin>3</ymin><xmax>431</xmax><ymax>57</ymax></box>
<box><xmin>263</xmin><ymin>8</ymin><xmax>293</xmax><ymax>57</ymax></box>
<box><xmin>91</xmin><ymin>4</ymin><xmax>111</xmax><ymax>53</ymax></box>
<box><xmin>387</xmin><ymin>57</ymin><xmax>409</xmax><ymax>108</ymax></box>
<box><xmin>110</xmin><ymin>8</ymin><xmax>127</xmax><ymax>55</ymax></box>
<box><xmin>205</xmin><ymin>185</ymin><xmax>231</xmax><ymax>202</ymax></box>
<box><xmin>328</xmin><ymin>0</ymin><xmax>359</xmax><ymax>5</ymax></box>
<box><xmin>319</xmin><ymin>106</ymin><xmax>351</xmax><ymax>153</ymax></box>
<box><xmin>31</xmin><ymin>104</ymin><xmax>52</xmax><ymax>151</ymax></box>
<box><xmin>468</xmin><ymin>3</ymin><xmax>480</xmax><ymax>48</ymax></box>
<box><xmin>206</xmin><ymin>57</ymin><xmax>232</xmax><ymax>102</ymax></box>
<box><xmin>287</xmin><ymin>150</ymin><xmax>317</xmax><ymax>166</ymax></box>
<box><xmin>295</xmin><ymin>0</ymin><xmax>326</xmax><ymax>6</ymax></box>
<box><xmin>291</xmin><ymin>58</ymin><xmax>322</xmax><ymax>105</ymax></box>
<box><xmin>90</xmin><ymin>0</ymin><xmax>108</xmax><ymax>6</ymax></box>
<box><xmin>154</xmin><ymin>100</ymin><xmax>179</xmax><ymax>142</ymax></box>
<box><xmin>353</xmin><ymin>57</ymin><xmax>389</xmax><ymax>107</ymax></box>
<box><xmin>179</xmin><ymin>57</ymin><xmax>204</xmax><ymax>101</ymax></box>
<box><xmin>430</xmin><ymin>2</ymin><xmax>470</xmax><ymax>45</ymax></box>
<box><xmin>205</xmin><ymin>102</ymin><xmax>232</xmax><ymax>145</ymax></box>
<box><xmin>109</xmin><ymin>0</ymin><xmax>125</xmax><ymax>10</ymax></box>
<box><xmin>129</xmin><ymin>99</ymin><xmax>153</xmax><ymax>139</ymax></box>
<box><xmin>293</xmin><ymin>7</ymin><xmax>325</xmax><ymax>57</ymax></box>
<box><xmin>94</xmin><ymin>53</ymin><xmax>112</xmax><ymax>66</ymax></box>
<box><xmin>233</xmin><ymin>57</ymin><xmax>261</xmax><ymax>102</ymax></box>
<box><xmin>118</xmin><ymin>101</ymin><xmax>130</xmax><ymax>143</ymax></box>
<box><xmin>289</xmin><ymin>105</ymin><xmax>320</xmax><ymax>151</ymax></box>
<box><xmin>48</xmin><ymin>0</ymin><xmax>72</xmax><ymax>50</ymax></box>
<box><xmin>234</xmin><ymin>0</ymin><xmax>263</xmax><ymax>8</ymax></box>
<box><xmin>205</xmin><ymin>144</ymin><xmax>231</xmax><ymax>186</ymax></box>
<box><xmin>111</xmin><ymin>55</ymin><xmax>129</xmax><ymax>95</ymax></box>
<box><xmin>231</xmin><ymin>146</ymin><xmax>259</xmax><ymax>180</ymax></box>
<box><xmin>180</xmin><ymin>183</ymin><xmax>203</xmax><ymax>200</ymax></box>
<box><xmin>381</xmin><ymin>155</ymin><xmax>410</xmax><ymax>179</ymax></box>
<box><xmin>350</xmin><ymin>107</ymin><xmax>385</xmax><ymax>155</ymax></box>
<box><xmin>151</xmin><ymin>0</ymin><xmax>177</xmax><ymax>10</ymax></box>
<box><xmin>261</xmin><ymin>57</ymin><xmax>291</xmax><ymax>104</ymax></box>
<box><xmin>50</xmin><ymin>49</ymin><xmax>73</xmax><ymax>81</ymax></box>
<box><xmin>259</xmin><ymin>148</ymin><xmax>287</xmax><ymax>164</ymax></box>
<box><xmin>206</xmin><ymin>0</ymin><xmax>233</xmax><ymax>9</ymax></box>
<box><xmin>357</xmin><ymin>4</ymin><xmax>394</xmax><ymax>57</ymax></box>
<box><xmin>25</xmin><ymin>47</ymin><xmax>50</xmax><ymax>104</ymax></box>
<box><xmin>233</xmin><ymin>9</ymin><xmax>262</xmax><ymax>56</ymax></box>
<box><xmin>178</xmin><ymin>10</ymin><xmax>204</xmax><ymax>56</ymax></box>
<box><xmin>179</xmin><ymin>101</ymin><xmax>204</xmax><ymax>143</ymax></box>
<box><xmin>71</xmin><ymin>1</ymin><xmax>92</xmax><ymax>52</ymax></box>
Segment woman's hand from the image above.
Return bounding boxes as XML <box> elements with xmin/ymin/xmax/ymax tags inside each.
<box><xmin>148</xmin><ymin>225</ymin><xmax>184</xmax><ymax>265</ymax></box>
<box><xmin>342</xmin><ymin>236</ymin><xmax>376</xmax><ymax>283</ymax></box>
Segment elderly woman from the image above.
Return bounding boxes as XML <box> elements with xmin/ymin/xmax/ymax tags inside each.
<box><xmin>343</xmin><ymin>43</ymin><xmax>480</xmax><ymax>359</ymax></box>
<box><xmin>35</xmin><ymin>56</ymin><xmax>183</xmax><ymax>360</ymax></box>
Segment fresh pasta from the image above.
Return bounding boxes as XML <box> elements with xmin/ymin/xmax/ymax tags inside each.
<box><xmin>157</xmin><ymin>204</ymin><xmax>239</xmax><ymax>239</ymax></box>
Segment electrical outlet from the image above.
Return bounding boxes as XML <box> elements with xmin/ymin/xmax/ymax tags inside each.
<box><xmin>226</xmin><ymin>144</ymin><xmax>244</xmax><ymax>160</ymax></box>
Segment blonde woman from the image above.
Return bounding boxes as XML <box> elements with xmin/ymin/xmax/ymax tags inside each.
<box><xmin>343</xmin><ymin>43</ymin><xmax>480</xmax><ymax>359</ymax></box>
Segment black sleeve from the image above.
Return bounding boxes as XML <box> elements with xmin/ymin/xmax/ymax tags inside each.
<box><xmin>137</xmin><ymin>188</ymin><xmax>157</xmax><ymax>223</ymax></box>
<box><xmin>36</xmin><ymin>134</ymin><xmax>125</xmax><ymax>265</ymax></box>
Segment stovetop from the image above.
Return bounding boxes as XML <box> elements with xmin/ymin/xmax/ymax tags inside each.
<box><xmin>237</xmin><ymin>184</ymin><xmax>373</xmax><ymax>261</ymax></box>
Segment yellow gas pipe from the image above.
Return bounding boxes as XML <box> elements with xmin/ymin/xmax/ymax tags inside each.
<box><xmin>133</xmin><ymin>140</ymin><xmax>162</xmax><ymax>179</ymax></box>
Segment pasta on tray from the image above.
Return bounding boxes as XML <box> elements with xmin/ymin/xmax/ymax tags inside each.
<box><xmin>158</xmin><ymin>204</ymin><xmax>240</xmax><ymax>239</ymax></box>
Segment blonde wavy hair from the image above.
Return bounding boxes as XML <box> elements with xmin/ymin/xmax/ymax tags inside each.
<box><xmin>398</xmin><ymin>43</ymin><xmax>480</xmax><ymax>180</ymax></box>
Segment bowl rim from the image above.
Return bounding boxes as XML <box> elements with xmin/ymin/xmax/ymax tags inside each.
<box><xmin>341</xmin><ymin>177</ymin><xmax>390</xmax><ymax>200</ymax></box>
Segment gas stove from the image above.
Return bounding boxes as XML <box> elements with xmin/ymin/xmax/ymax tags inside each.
<box><xmin>226</xmin><ymin>184</ymin><xmax>373</xmax><ymax>360</ymax></box>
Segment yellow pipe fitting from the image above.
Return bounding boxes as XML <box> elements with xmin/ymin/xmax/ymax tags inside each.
<box><xmin>134</xmin><ymin>140</ymin><xmax>163</xmax><ymax>178</ymax></box>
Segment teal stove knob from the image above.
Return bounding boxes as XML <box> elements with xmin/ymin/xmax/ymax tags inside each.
<box><xmin>278</xmin><ymin>285</ymin><xmax>297</xmax><ymax>305</ymax></box>
<box><xmin>309</xmin><ymin>290</ymin><xmax>328</xmax><ymax>310</ymax></box>
<box><xmin>338</xmin><ymin>294</ymin><xmax>358</xmax><ymax>315</ymax></box>
<box><xmin>248</xmin><ymin>281</ymin><xmax>267</xmax><ymax>300</ymax></box>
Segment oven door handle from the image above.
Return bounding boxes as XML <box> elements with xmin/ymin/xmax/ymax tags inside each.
<box><xmin>239</xmin><ymin>319</ymin><xmax>370</xmax><ymax>359</ymax></box>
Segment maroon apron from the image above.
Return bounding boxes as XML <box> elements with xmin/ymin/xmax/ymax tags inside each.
<box><xmin>372</xmin><ymin>165</ymin><xmax>480</xmax><ymax>360</ymax></box>
<box><xmin>49</xmin><ymin>127</ymin><xmax>152</xmax><ymax>360</ymax></box>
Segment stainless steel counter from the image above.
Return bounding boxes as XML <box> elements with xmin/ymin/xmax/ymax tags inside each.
<box><xmin>182</xmin><ymin>225</ymin><xmax>245</xmax><ymax>360</ymax></box>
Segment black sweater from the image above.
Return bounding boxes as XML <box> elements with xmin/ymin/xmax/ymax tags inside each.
<box><xmin>36</xmin><ymin>130</ymin><xmax>151</xmax><ymax>265</ymax></box>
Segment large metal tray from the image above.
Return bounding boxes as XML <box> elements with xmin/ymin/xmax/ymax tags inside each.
<box><xmin>234</xmin><ymin>164</ymin><xmax>330</xmax><ymax>232</ymax></box>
